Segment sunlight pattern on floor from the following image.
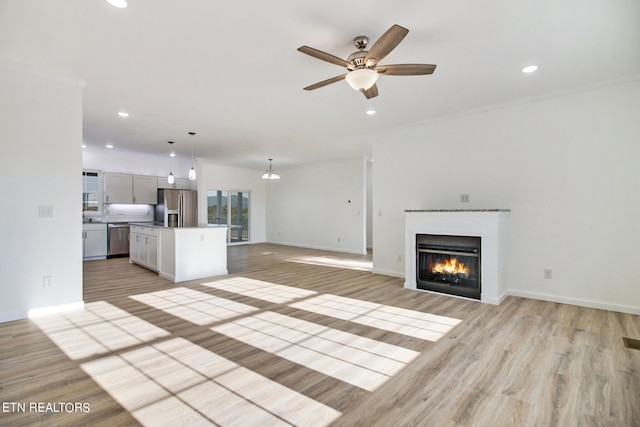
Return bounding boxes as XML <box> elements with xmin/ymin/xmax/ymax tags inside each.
<box><xmin>202</xmin><ymin>277</ymin><xmax>317</xmax><ymax>303</ymax></box>
<box><xmin>31</xmin><ymin>301</ymin><xmax>169</xmax><ymax>360</ymax></box>
<box><xmin>290</xmin><ymin>294</ymin><xmax>462</xmax><ymax>342</ymax></box>
<box><xmin>130</xmin><ymin>287</ymin><xmax>259</xmax><ymax>325</ymax></box>
<box><xmin>285</xmin><ymin>255</ymin><xmax>373</xmax><ymax>271</ymax></box>
<box><xmin>81</xmin><ymin>337</ymin><xmax>341</xmax><ymax>426</ymax></box>
<box><xmin>212</xmin><ymin>311</ymin><xmax>420</xmax><ymax>392</ymax></box>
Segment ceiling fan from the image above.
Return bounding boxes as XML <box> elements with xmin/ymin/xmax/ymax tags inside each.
<box><xmin>298</xmin><ymin>24</ymin><xmax>436</xmax><ymax>99</ymax></box>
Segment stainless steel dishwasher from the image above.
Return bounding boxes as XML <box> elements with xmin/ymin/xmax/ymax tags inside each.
<box><xmin>107</xmin><ymin>223</ymin><xmax>130</xmax><ymax>258</ymax></box>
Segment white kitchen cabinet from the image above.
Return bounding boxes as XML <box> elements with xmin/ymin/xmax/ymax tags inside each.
<box><xmin>157</xmin><ymin>177</ymin><xmax>172</xmax><ymax>190</ymax></box>
<box><xmin>173</xmin><ymin>178</ymin><xmax>192</xmax><ymax>190</ymax></box>
<box><xmin>146</xmin><ymin>235</ymin><xmax>158</xmax><ymax>270</ymax></box>
<box><xmin>157</xmin><ymin>176</ymin><xmax>191</xmax><ymax>190</ymax></box>
<box><xmin>130</xmin><ymin>225</ymin><xmax>159</xmax><ymax>271</ymax></box>
<box><xmin>133</xmin><ymin>175</ymin><xmax>158</xmax><ymax>204</ymax></box>
<box><xmin>103</xmin><ymin>173</ymin><xmax>133</xmax><ymax>203</ymax></box>
<box><xmin>104</xmin><ymin>173</ymin><xmax>158</xmax><ymax>204</ymax></box>
<box><xmin>83</xmin><ymin>223</ymin><xmax>107</xmax><ymax>260</ymax></box>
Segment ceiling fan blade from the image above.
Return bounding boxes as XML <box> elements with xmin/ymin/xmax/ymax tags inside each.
<box><xmin>364</xmin><ymin>24</ymin><xmax>409</xmax><ymax>66</ymax></box>
<box><xmin>362</xmin><ymin>84</ymin><xmax>379</xmax><ymax>99</ymax></box>
<box><xmin>303</xmin><ymin>74</ymin><xmax>346</xmax><ymax>91</ymax></box>
<box><xmin>376</xmin><ymin>64</ymin><xmax>437</xmax><ymax>75</ymax></box>
<box><xmin>297</xmin><ymin>46</ymin><xmax>350</xmax><ymax>68</ymax></box>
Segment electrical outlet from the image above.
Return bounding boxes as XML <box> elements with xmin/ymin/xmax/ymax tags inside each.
<box><xmin>544</xmin><ymin>269</ymin><xmax>552</xmax><ymax>279</ymax></box>
<box><xmin>397</xmin><ymin>254</ymin><xmax>403</xmax><ymax>262</ymax></box>
<box><xmin>338</xmin><ymin>237</ymin><xmax>341</xmax><ymax>242</ymax></box>
<box><xmin>44</xmin><ymin>276</ymin><xmax>53</xmax><ymax>288</ymax></box>
<box><xmin>460</xmin><ymin>194</ymin><xmax>470</xmax><ymax>203</ymax></box>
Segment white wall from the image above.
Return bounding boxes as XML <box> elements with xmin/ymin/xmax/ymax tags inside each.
<box><xmin>366</xmin><ymin>159</ymin><xmax>373</xmax><ymax>249</ymax></box>
<box><xmin>197</xmin><ymin>161</ymin><xmax>267</xmax><ymax>243</ymax></box>
<box><xmin>266</xmin><ymin>158</ymin><xmax>367</xmax><ymax>255</ymax></box>
<box><xmin>0</xmin><ymin>61</ymin><xmax>84</xmax><ymax>322</ymax></box>
<box><xmin>83</xmin><ymin>148</ymin><xmax>193</xmax><ymax>179</ymax></box>
<box><xmin>372</xmin><ymin>80</ymin><xmax>640</xmax><ymax>314</ymax></box>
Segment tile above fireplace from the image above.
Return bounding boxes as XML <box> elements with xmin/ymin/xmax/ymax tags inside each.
<box><xmin>404</xmin><ymin>209</ymin><xmax>510</xmax><ymax>304</ymax></box>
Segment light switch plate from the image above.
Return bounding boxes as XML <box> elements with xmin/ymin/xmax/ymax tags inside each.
<box><xmin>38</xmin><ymin>206</ymin><xmax>53</xmax><ymax>217</ymax></box>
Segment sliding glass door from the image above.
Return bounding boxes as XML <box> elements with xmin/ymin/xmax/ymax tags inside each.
<box><xmin>207</xmin><ymin>190</ymin><xmax>249</xmax><ymax>243</ymax></box>
<box><xmin>229</xmin><ymin>191</ymin><xmax>249</xmax><ymax>242</ymax></box>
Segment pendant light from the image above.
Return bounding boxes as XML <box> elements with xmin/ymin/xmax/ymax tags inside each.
<box><xmin>167</xmin><ymin>141</ymin><xmax>175</xmax><ymax>185</ymax></box>
<box><xmin>188</xmin><ymin>131</ymin><xmax>196</xmax><ymax>181</ymax></box>
<box><xmin>261</xmin><ymin>158</ymin><xmax>280</xmax><ymax>180</ymax></box>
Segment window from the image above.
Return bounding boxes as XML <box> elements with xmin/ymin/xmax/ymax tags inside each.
<box><xmin>82</xmin><ymin>171</ymin><xmax>100</xmax><ymax>212</ymax></box>
<box><xmin>207</xmin><ymin>190</ymin><xmax>249</xmax><ymax>243</ymax></box>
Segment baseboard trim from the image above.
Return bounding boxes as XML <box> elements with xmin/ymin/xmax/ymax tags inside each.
<box><xmin>372</xmin><ymin>269</ymin><xmax>640</xmax><ymax>314</ymax></box>
<box><xmin>508</xmin><ymin>290</ymin><xmax>640</xmax><ymax>315</ymax></box>
<box><xmin>372</xmin><ymin>268</ymin><xmax>404</xmax><ymax>278</ymax></box>
<box><xmin>266</xmin><ymin>240</ymin><xmax>367</xmax><ymax>255</ymax></box>
<box><xmin>27</xmin><ymin>301</ymin><xmax>86</xmax><ymax>319</ymax></box>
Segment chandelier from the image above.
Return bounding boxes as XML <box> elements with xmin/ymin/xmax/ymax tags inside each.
<box><xmin>261</xmin><ymin>158</ymin><xmax>280</xmax><ymax>180</ymax></box>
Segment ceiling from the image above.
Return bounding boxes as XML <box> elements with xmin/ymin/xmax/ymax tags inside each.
<box><xmin>1</xmin><ymin>0</ymin><xmax>639</xmax><ymax>171</ymax></box>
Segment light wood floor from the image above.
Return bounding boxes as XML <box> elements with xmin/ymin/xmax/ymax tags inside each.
<box><xmin>1</xmin><ymin>243</ymin><xmax>639</xmax><ymax>426</ymax></box>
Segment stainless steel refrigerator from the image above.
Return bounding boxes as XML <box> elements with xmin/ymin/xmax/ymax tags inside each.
<box><xmin>155</xmin><ymin>189</ymin><xmax>198</xmax><ymax>227</ymax></box>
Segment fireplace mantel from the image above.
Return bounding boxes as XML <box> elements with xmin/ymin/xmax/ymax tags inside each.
<box><xmin>404</xmin><ymin>209</ymin><xmax>510</xmax><ymax>304</ymax></box>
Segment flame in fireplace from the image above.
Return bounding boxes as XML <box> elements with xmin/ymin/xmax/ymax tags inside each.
<box><xmin>432</xmin><ymin>258</ymin><xmax>469</xmax><ymax>276</ymax></box>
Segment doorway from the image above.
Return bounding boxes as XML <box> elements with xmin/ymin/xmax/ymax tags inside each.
<box><xmin>207</xmin><ymin>190</ymin><xmax>250</xmax><ymax>243</ymax></box>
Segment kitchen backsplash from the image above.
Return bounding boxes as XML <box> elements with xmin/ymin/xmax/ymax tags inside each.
<box><xmin>97</xmin><ymin>204</ymin><xmax>154</xmax><ymax>223</ymax></box>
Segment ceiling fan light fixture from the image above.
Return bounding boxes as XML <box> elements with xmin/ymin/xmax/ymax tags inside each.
<box><xmin>345</xmin><ymin>68</ymin><xmax>379</xmax><ymax>92</ymax></box>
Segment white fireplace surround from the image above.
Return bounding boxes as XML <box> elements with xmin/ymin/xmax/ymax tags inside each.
<box><xmin>405</xmin><ymin>210</ymin><xmax>510</xmax><ymax>304</ymax></box>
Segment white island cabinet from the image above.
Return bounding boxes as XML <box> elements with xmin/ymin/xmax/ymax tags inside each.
<box><xmin>130</xmin><ymin>225</ymin><xmax>158</xmax><ymax>271</ymax></box>
<box><xmin>129</xmin><ymin>224</ymin><xmax>228</xmax><ymax>283</ymax></box>
<box><xmin>158</xmin><ymin>226</ymin><xmax>228</xmax><ymax>282</ymax></box>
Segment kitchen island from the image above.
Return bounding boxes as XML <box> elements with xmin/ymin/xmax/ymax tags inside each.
<box><xmin>130</xmin><ymin>224</ymin><xmax>228</xmax><ymax>283</ymax></box>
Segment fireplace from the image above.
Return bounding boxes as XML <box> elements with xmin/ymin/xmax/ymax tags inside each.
<box><xmin>404</xmin><ymin>209</ymin><xmax>510</xmax><ymax>304</ymax></box>
<box><xmin>417</xmin><ymin>234</ymin><xmax>481</xmax><ymax>300</ymax></box>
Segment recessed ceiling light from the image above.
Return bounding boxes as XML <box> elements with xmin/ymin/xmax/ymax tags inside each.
<box><xmin>82</xmin><ymin>144</ymin><xmax>87</xmax><ymax>148</ymax></box>
<box><xmin>117</xmin><ymin>111</ymin><xmax>129</xmax><ymax>117</ymax></box>
<box><xmin>169</xmin><ymin>152</ymin><xmax>176</xmax><ymax>157</ymax></box>
<box><xmin>106</xmin><ymin>0</ymin><xmax>127</xmax><ymax>8</ymax></box>
<box><xmin>522</xmin><ymin>65</ymin><xmax>538</xmax><ymax>73</ymax></box>
<box><xmin>366</xmin><ymin>109</ymin><xmax>376</xmax><ymax>115</ymax></box>
<box><xmin>106</xmin><ymin>144</ymin><xmax>114</xmax><ymax>149</ymax></box>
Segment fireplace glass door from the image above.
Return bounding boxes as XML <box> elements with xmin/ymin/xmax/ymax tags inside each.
<box><xmin>416</xmin><ymin>234</ymin><xmax>481</xmax><ymax>299</ymax></box>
